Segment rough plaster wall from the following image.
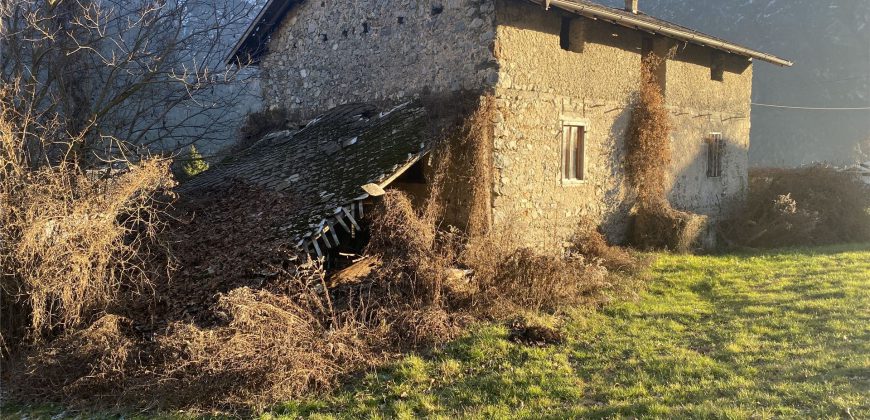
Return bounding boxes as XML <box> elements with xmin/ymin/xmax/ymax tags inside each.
<box><xmin>491</xmin><ymin>0</ymin><xmax>753</xmax><ymax>248</ymax></box>
<box><xmin>664</xmin><ymin>43</ymin><xmax>753</xmax><ymax>218</ymax></box>
<box><xmin>260</xmin><ymin>0</ymin><xmax>498</xmax><ymax>118</ymax></box>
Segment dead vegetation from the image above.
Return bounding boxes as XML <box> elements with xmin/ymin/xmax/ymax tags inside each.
<box><xmin>626</xmin><ymin>54</ymin><xmax>673</xmax><ymax>208</ymax></box>
<box><xmin>4</xmin><ymin>96</ymin><xmax>647</xmax><ymax>413</ymax></box>
<box><xmin>12</xmin><ymin>261</ymin><xmax>382</xmax><ymax>411</ymax></box>
<box><xmin>631</xmin><ymin>206</ymin><xmax>709</xmax><ymax>253</ymax></box>
<box><xmin>721</xmin><ymin>166</ymin><xmax>870</xmax><ymax>248</ymax></box>
<box><xmin>572</xmin><ymin>218</ymin><xmax>643</xmax><ymax>273</ymax></box>
<box><xmin>626</xmin><ymin>51</ymin><xmax>707</xmax><ymax>253</ymax></box>
<box><xmin>421</xmin><ymin>92</ymin><xmax>495</xmax><ymax>235</ymax></box>
<box><xmin>0</xmin><ymin>108</ymin><xmax>175</xmax><ymax>350</ymax></box>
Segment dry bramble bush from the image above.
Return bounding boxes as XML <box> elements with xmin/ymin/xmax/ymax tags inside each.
<box><xmin>0</xmin><ymin>105</ymin><xmax>175</xmax><ymax>350</ymax></box>
<box><xmin>625</xmin><ymin>53</ymin><xmax>673</xmax><ymax>208</ymax></box>
<box><xmin>721</xmin><ymin>166</ymin><xmax>870</xmax><ymax>248</ymax></box>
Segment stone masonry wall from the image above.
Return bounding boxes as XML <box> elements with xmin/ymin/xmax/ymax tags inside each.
<box><xmin>664</xmin><ymin>42</ymin><xmax>753</xmax><ymax>218</ymax></box>
<box><xmin>491</xmin><ymin>0</ymin><xmax>753</xmax><ymax>249</ymax></box>
<box><xmin>259</xmin><ymin>0</ymin><xmax>755</xmax><ymax>251</ymax></box>
<box><xmin>260</xmin><ymin>0</ymin><xmax>498</xmax><ymax>118</ymax></box>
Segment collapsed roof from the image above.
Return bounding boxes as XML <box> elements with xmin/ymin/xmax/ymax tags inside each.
<box><xmin>181</xmin><ymin>102</ymin><xmax>429</xmax><ymax>255</ymax></box>
<box><xmin>227</xmin><ymin>0</ymin><xmax>792</xmax><ymax>67</ymax></box>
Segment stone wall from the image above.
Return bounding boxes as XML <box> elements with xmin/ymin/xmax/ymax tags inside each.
<box><xmin>664</xmin><ymin>42</ymin><xmax>753</xmax><ymax>218</ymax></box>
<box><xmin>258</xmin><ymin>0</ymin><xmax>755</xmax><ymax>250</ymax></box>
<box><xmin>260</xmin><ymin>0</ymin><xmax>498</xmax><ymax>118</ymax></box>
<box><xmin>490</xmin><ymin>0</ymin><xmax>753</xmax><ymax>249</ymax></box>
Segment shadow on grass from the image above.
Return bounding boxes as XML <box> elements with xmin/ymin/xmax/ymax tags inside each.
<box><xmin>560</xmin><ymin>242</ymin><xmax>869</xmax><ymax>418</ymax></box>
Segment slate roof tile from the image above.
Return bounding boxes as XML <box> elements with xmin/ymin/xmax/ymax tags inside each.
<box><xmin>181</xmin><ymin>102</ymin><xmax>430</xmax><ymax>251</ymax></box>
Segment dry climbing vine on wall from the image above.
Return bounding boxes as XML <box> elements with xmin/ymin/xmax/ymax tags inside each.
<box><xmin>423</xmin><ymin>93</ymin><xmax>495</xmax><ymax>237</ymax></box>
<box><xmin>625</xmin><ymin>49</ymin><xmax>708</xmax><ymax>252</ymax></box>
<box><xmin>625</xmin><ymin>52</ymin><xmax>673</xmax><ymax>208</ymax></box>
<box><xmin>464</xmin><ymin>96</ymin><xmax>496</xmax><ymax>236</ymax></box>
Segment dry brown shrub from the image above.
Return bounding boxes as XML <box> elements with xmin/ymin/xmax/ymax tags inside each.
<box><xmin>463</xmin><ymin>97</ymin><xmax>495</xmax><ymax>236</ymax></box>
<box><xmin>461</xmin><ymin>219</ymin><xmax>619</xmax><ymax>319</ymax></box>
<box><xmin>722</xmin><ymin>166</ymin><xmax>870</xmax><ymax>248</ymax></box>
<box><xmin>631</xmin><ymin>205</ymin><xmax>710</xmax><ymax>253</ymax></box>
<box><xmin>146</xmin><ymin>284</ymin><xmax>377</xmax><ymax>411</ymax></box>
<box><xmin>361</xmin><ymin>190</ymin><xmax>464</xmax><ymax>346</ymax></box>
<box><xmin>572</xmin><ymin>218</ymin><xmax>642</xmax><ymax>273</ymax></box>
<box><xmin>0</xmin><ymin>112</ymin><xmax>174</xmax><ymax>347</ymax></box>
<box><xmin>10</xmin><ymin>260</ymin><xmax>383</xmax><ymax>412</ymax></box>
<box><xmin>476</xmin><ymin>248</ymin><xmax>609</xmax><ymax>316</ymax></box>
<box><xmin>422</xmin><ymin>93</ymin><xmax>495</xmax><ymax>235</ymax></box>
<box><xmin>8</xmin><ymin>315</ymin><xmax>138</xmax><ymax>402</ymax></box>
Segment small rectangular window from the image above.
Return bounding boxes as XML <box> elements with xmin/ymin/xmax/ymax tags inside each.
<box><xmin>562</xmin><ymin>123</ymin><xmax>586</xmax><ymax>181</ymax></box>
<box><xmin>560</xmin><ymin>17</ymin><xmax>572</xmax><ymax>51</ymax></box>
<box><xmin>706</xmin><ymin>133</ymin><xmax>724</xmax><ymax>178</ymax></box>
<box><xmin>711</xmin><ymin>52</ymin><xmax>725</xmax><ymax>81</ymax></box>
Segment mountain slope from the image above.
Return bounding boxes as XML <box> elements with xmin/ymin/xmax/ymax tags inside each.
<box><xmin>601</xmin><ymin>0</ymin><xmax>870</xmax><ymax>166</ymax></box>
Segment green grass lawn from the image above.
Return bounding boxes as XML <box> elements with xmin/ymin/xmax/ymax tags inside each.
<box><xmin>268</xmin><ymin>244</ymin><xmax>870</xmax><ymax>419</ymax></box>
<box><xmin>3</xmin><ymin>244</ymin><xmax>868</xmax><ymax>419</ymax></box>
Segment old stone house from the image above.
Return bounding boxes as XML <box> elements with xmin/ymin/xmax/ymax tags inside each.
<box><xmin>219</xmin><ymin>0</ymin><xmax>792</xmax><ymax>253</ymax></box>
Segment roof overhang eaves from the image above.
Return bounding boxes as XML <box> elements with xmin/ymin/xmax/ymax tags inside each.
<box><xmin>227</xmin><ymin>0</ymin><xmax>300</xmax><ymax>66</ymax></box>
<box><xmin>535</xmin><ymin>0</ymin><xmax>793</xmax><ymax>67</ymax></box>
<box><xmin>229</xmin><ymin>0</ymin><xmax>793</xmax><ymax>67</ymax></box>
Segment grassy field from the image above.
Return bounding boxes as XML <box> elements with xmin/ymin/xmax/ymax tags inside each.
<box><xmin>3</xmin><ymin>244</ymin><xmax>868</xmax><ymax>419</ymax></box>
<box><xmin>269</xmin><ymin>244</ymin><xmax>869</xmax><ymax>419</ymax></box>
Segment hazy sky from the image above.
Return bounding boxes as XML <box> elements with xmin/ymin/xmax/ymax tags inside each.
<box><xmin>600</xmin><ymin>0</ymin><xmax>870</xmax><ymax>167</ymax></box>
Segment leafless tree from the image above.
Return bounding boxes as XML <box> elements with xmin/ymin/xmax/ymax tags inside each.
<box><xmin>0</xmin><ymin>0</ymin><xmax>261</xmax><ymax>167</ymax></box>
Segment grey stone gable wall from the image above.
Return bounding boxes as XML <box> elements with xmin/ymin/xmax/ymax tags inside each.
<box><xmin>260</xmin><ymin>0</ymin><xmax>498</xmax><ymax>118</ymax></box>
